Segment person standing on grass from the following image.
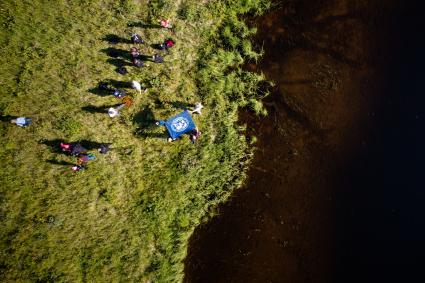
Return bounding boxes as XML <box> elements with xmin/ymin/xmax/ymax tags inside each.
<box><xmin>152</xmin><ymin>53</ymin><xmax>164</xmax><ymax>63</ymax></box>
<box><xmin>130</xmin><ymin>47</ymin><xmax>140</xmax><ymax>58</ymax></box>
<box><xmin>71</xmin><ymin>143</ymin><xmax>87</xmax><ymax>156</ymax></box>
<box><xmin>190</xmin><ymin>102</ymin><xmax>203</xmax><ymax>115</ymax></box>
<box><xmin>131</xmin><ymin>33</ymin><xmax>144</xmax><ymax>44</ymax></box>
<box><xmin>108</xmin><ymin>104</ymin><xmax>125</xmax><ymax>118</ymax></box>
<box><xmin>132</xmin><ymin>58</ymin><xmax>144</xmax><ymax>67</ymax></box>
<box><xmin>159</xmin><ymin>19</ymin><xmax>172</xmax><ymax>29</ymax></box>
<box><xmin>60</xmin><ymin>142</ymin><xmax>73</xmax><ymax>154</ymax></box>
<box><xmin>71</xmin><ymin>164</ymin><xmax>85</xmax><ymax>172</ymax></box>
<box><xmin>189</xmin><ymin>128</ymin><xmax>201</xmax><ymax>144</ymax></box>
<box><xmin>11</xmin><ymin>117</ymin><xmax>32</xmax><ymax>127</ymax></box>
<box><xmin>131</xmin><ymin>81</ymin><xmax>143</xmax><ymax>93</ymax></box>
<box><xmin>113</xmin><ymin>89</ymin><xmax>127</xmax><ymax>98</ymax></box>
<box><xmin>98</xmin><ymin>144</ymin><xmax>110</xmax><ymax>154</ymax></box>
<box><xmin>160</xmin><ymin>38</ymin><xmax>175</xmax><ymax>51</ymax></box>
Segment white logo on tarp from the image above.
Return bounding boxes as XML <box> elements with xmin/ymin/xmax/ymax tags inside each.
<box><xmin>171</xmin><ymin>117</ymin><xmax>189</xmax><ymax>132</ymax></box>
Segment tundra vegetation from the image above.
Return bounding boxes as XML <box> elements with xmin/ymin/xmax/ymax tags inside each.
<box><xmin>0</xmin><ymin>0</ymin><xmax>270</xmax><ymax>281</ymax></box>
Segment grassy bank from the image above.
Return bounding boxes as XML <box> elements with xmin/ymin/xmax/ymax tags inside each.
<box><xmin>0</xmin><ymin>0</ymin><xmax>269</xmax><ymax>281</ymax></box>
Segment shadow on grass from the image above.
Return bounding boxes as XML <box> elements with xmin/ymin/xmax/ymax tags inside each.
<box><xmin>150</xmin><ymin>44</ymin><xmax>171</xmax><ymax>55</ymax></box>
<box><xmin>133</xmin><ymin>107</ymin><xmax>156</xmax><ymax>127</ymax></box>
<box><xmin>88</xmin><ymin>86</ymin><xmax>111</xmax><ymax>97</ymax></box>
<box><xmin>102</xmin><ymin>34</ymin><xmax>132</xmax><ymax>44</ymax></box>
<box><xmin>41</xmin><ymin>139</ymin><xmax>111</xmax><ymax>154</ymax></box>
<box><xmin>88</xmin><ymin>79</ymin><xmax>131</xmax><ymax>96</ymax></box>
<box><xmin>169</xmin><ymin>101</ymin><xmax>194</xmax><ymax>110</ymax></box>
<box><xmin>79</xmin><ymin>140</ymin><xmax>111</xmax><ymax>150</ymax></box>
<box><xmin>127</xmin><ymin>21</ymin><xmax>162</xmax><ymax>28</ymax></box>
<box><xmin>137</xmin><ymin>132</ymin><xmax>169</xmax><ymax>139</ymax></box>
<box><xmin>107</xmin><ymin>58</ymin><xmax>132</xmax><ymax>68</ymax></box>
<box><xmin>133</xmin><ymin>107</ymin><xmax>168</xmax><ymax>139</ymax></box>
<box><xmin>40</xmin><ymin>139</ymin><xmax>64</xmax><ymax>154</ymax></box>
<box><xmin>152</xmin><ymin>98</ymin><xmax>162</xmax><ymax>107</ymax></box>
<box><xmin>150</xmin><ymin>43</ymin><xmax>163</xmax><ymax>50</ymax></box>
<box><xmin>0</xmin><ymin>114</ymin><xmax>17</xmax><ymax>122</ymax></box>
<box><xmin>46</xmin><ymin>159</ymin><xmax>75</xmax><ymax>166</ymax></box>
<box><xmin>101</xmin><ymin>47</ymin><xmax>131</xmax><ymax>59</ymax></box>
<box><xmin>107</xmin><ymin>79</ymin><xmax>131</xmax><ymax>89</ymax></box>
<box><xmin>137</xmin><ymin>54</ymin><xmax>152</xmax><ymax>61</ymax></box>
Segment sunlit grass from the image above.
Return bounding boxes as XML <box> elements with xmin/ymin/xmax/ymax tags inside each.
<box><xmin>0</xmin><ymin>0</ymin><xmax>269</xmax><ymax>281</ymax></box>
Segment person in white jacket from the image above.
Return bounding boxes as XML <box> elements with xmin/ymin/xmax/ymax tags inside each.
<box><xmin>131</xmin><ymin>81</ymin><xmax>142</xmax><ymax>93</ymax></box>
<box><xmin>11</xmin><ymin>117</ymin><xmax>32</xmax><ymax>127</ymax></box>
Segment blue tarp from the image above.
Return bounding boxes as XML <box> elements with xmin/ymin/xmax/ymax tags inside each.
<box><xmin>161</xmin><ymin>110</ymin><xmax>196</xmax><ymax>140</ymax></box>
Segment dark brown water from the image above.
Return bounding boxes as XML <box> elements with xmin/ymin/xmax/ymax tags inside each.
<box><xmin>185</xmin><ymin>0</ymin><xmax>425</xmax><ymax>282</ymax></box>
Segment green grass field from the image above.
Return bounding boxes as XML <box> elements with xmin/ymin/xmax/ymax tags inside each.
<box><xmin>0</xmin><ymin>0</ymin><xmax>269</xmax><ymax>281</ymax></box>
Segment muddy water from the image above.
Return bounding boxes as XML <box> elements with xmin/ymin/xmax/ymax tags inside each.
<box><xmin>185</xmin><ymin>1</ymin><xmax>425</xmax><ymax>282</ymax></box>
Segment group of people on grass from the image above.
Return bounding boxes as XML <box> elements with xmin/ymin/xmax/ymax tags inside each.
<box><xmin>106</xmin><ymin>23</ymin><xmax>175</xmax><ymax>117</ymax></box>
<box><xmin>60</xmin><ymin>142</ymin><xmax>110</xmax><ymax>171</ymax></box>
<box><xmin>6</xmin><ymin>18</ymin><xmax>203</xmax><ymax>172</ymax></box>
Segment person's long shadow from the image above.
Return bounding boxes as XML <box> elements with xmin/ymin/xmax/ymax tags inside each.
<box><xmin>137</xmin><ymin>132</ymin><xmax>169</xmax><ymax>139</ymax></box>
<box><xmin>40</xmin><ymin>139</ymin><xmax>65</xmax><ymax>154</ymax></box>
<box><xmin>107</xmin><ymin>79</ymin><xmax>131</xmax><ymax>89</ymax></box>
<box><xmin>81</xmin><ymin>104</ymin><xmax>122</xmax><ymax>114</ymax></box>
<box><xmin>103</xmin><ymin>34</ymin><xmax>132</xmax><ymax>44</ymax></box>
<box><xmin>88</xmin><ymin>85</ymin><xmax>111</xmax><ymax>97</ymax></box>
<box><xmin>150</xmin><ymin>43</ymin><xmax>163</xmax><ymax>50</ymax></box>
<box><xmin>0</xmin><ymin>114</ymin><xmax>17</xmax><ymax>122</ymax></box>
<box><xmin>88</xmin><ymin>80</ymin><xmax>132</xmax><ymax>97</ymax></box>
<box><xmin>169</xmin><ymin>101</ymin><xmax>194</xmax><ymax>110</ymax></box>
<box><xmin>101</xmin><ymin>47</ymin><xmax>131</xmax><ymax>59</ymax></box>
<box><xmin>127</xmin><ymin>21</ymin><xmax>162</xmax><ymax>28</ymax></box>
<box><xmin>134</xmin><ymin>107</ymin><xmax>156</xmax><ymax>127</ymax></box>
<box><xmin>139</xmin><ymin>54</ymin><xmax>152</xmax><ymax>61</ymax></box>
<box><xmin>107</xmin><ymin>58</ymin><xmax>132</xmax><ymax>68</ymax></box>
<box><xmin>79</xmin><ymin>140</ymin><xmax>111</xmax><ymax>150</ymax></box>
<box><xmin>46</xmin><ymin>159</ymin><xmax>75</xmax><ymax>166</ymax></box>
<box><xmin>133</xmin><ymin>107</ymin><xmax>168</xmax><ymax>139</ymax></box>
<box><xmin>41</xmin><ymin>139</ymin><xmax>111</xmax><ymax>154</ymax></box>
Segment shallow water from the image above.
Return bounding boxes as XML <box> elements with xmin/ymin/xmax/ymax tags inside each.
<box><xmin>185</xmin><ymin>0</ymin><xmax>425</xmax><ymax>282</ymax></box>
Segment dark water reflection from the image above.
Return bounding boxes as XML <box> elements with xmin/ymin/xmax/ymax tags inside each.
<box><xmin>185</xmin><ymin>0</ymin><xmax>425</xmax><ymax>282</ymax></box>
